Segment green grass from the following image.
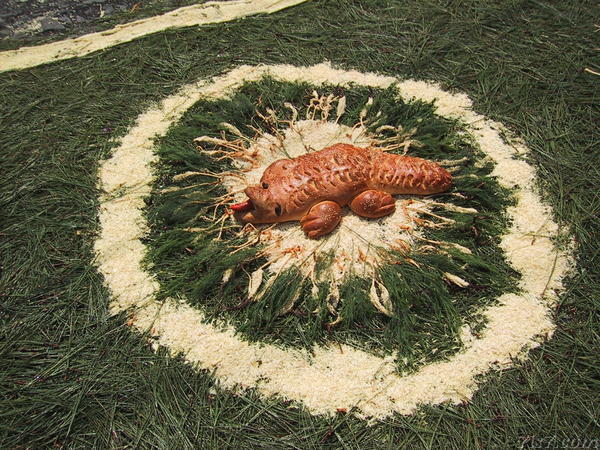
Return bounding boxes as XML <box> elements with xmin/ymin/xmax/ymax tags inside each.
<box><xmin>0</xmin><ymin>0</ymin><xmax>598</xmax><ymax>447</ymax></box>
<box><xmin>145</xmin><ymin>78</ymin><xmax>518</xmax><ymax>372</ymax></box>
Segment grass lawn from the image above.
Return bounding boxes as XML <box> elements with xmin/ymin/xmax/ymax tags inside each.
<box><xmin>0</xmin><ymin>0</ymin><xmax>598</xmax><ymax>447</ymax></box>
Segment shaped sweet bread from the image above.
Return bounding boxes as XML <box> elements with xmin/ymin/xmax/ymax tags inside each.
<box><xmin>232</xmin><ymin>143</ymin><xmax>452</xmax><ymax>238</ymax></box>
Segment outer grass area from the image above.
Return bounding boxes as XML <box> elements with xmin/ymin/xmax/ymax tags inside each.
<box><xmin>0</xmin><ymin>0</ymin><xmax>598</xmax><ymax>447</ymax></box>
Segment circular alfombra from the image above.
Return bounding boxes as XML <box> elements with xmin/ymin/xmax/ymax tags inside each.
<box><xmin>94</xmin><ymin>63</ymin><xmax>572</xmax><ymax>419</ymax></box>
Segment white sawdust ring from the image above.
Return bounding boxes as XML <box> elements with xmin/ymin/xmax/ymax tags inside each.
<box><xmin>94</xmin><ymin>63</ymin><xmax>572</xmax><ymax>419</ymax></box>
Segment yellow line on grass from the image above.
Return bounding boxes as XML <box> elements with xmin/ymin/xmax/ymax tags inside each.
<box><xmin>0</xmin><ymin>0</ymin><xmax>309</xmax><ymax>73</ymax></box>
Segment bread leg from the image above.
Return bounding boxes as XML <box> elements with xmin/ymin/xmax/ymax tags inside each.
<box><xmin>300</xmin><ymin>201</ymin><xmax>343</xmax><ymax>239</ymax></box>
<box><xmin>350</xmin><ymin>190</ymin><xmax>395</xmax><ymax>218</ymax></box>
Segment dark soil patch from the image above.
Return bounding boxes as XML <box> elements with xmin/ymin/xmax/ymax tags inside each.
<box><xmin>0</xmin><ymin>0</ymin><xmax>216</xmax><ymax>42</ymax></box>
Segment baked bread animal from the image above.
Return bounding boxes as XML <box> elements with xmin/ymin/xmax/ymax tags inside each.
<box><xmin>232</xmin><ymin>143</ymin><xmax>451</xmax><ymax>238</ymax></box>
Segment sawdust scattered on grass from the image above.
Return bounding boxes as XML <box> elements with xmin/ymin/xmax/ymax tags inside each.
<box><xmin>216</xmin><ymin>118</ymin><xmax>429</xmax><ymax>286</ymax></box>
<box><xmin>95</xmin><ymin>63</ymin><xmax>573</xmax><ymax>419</ymax></box>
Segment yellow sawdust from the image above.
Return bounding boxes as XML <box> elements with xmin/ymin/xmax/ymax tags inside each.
<box><xmin>217</xmin><ymin>118</ymin><xmax>426</xmax><ymax>285</ymax></box>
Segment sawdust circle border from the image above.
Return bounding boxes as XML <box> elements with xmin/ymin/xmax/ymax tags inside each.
<box><xmin>94</xmin><ymin>63</ymin><xmax>572</xmax><ymax>420</ymax></box>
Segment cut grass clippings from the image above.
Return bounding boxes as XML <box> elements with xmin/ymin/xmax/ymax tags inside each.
<box><xmin>0</xmin><ymin>0</ymin><xmax>598</xmax><ymax>447</ymax></box>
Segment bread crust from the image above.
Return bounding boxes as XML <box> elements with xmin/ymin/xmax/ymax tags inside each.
<box><xmin>233</xmin><ymin>143</ymin><xmax>452</xmax><ymax>226</ymax></box>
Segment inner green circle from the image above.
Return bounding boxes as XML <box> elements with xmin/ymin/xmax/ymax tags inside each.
<box><xmin>143</xmin><ymin>78</ymin><xmax>518</xmax><ymax>373</ymax></box>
